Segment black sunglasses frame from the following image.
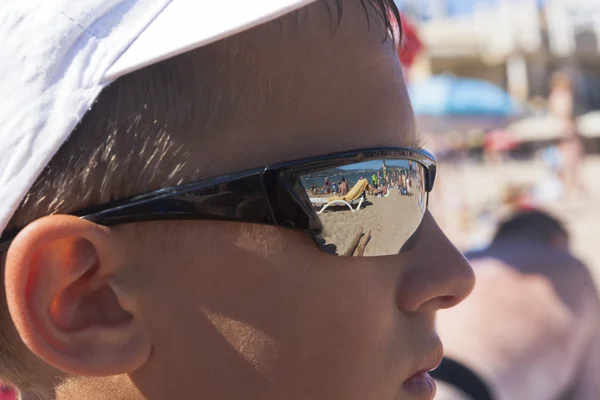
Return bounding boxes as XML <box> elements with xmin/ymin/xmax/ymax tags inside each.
<box><xmin>0</xmin><ymin>148</ymin><xmax>436</xmax><ymax>252</ymax></box>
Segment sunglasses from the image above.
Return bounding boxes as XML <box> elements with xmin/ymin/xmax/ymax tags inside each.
<box><xmin>0</xmin><ymin>148</ymin><xmax>436</xmax><ymax>257</ymax></box>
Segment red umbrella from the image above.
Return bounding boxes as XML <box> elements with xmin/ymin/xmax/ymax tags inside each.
<box><xmin>484</xmin><ymin>129</ymin><xmax>518</xmax><ymax>152</ymax></box>
<box><xmin>398</xmin><ymin>15</ymin><xmax>423</xmax><ymax>70</ymax></box>
<box><xmin>0</xmin><ymin>385</ymin><xmax>17</xmax><ymax>400</ymax></box>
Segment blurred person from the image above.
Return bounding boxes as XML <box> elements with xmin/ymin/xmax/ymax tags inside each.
<box><xmin>0</xmin><ymin>1</ymin><xmax>475</xmax><ymax>399</ymax></box>
<box><xmin>332</xmin><ymin>181</ymin><xmax>339</xmax><ymax>194</ymax></box>
<box><xmin>406</xmin><ymin>173</ymin><xmax>413</xmax><ymax>196</ymax></box>
<box><xmin>323</xmin><ymin>176</ymin><xmax>332</xmax><ymax>194</ymax></box>
<box><xmin>339</xmin><ymin>177</ymin><xmax>349</xmax><ymax>196</ymax></box>
<box><xmin>549</xmin><ymin>72</ymin><xmax>586</xmax><ymax>200</ymax></box>
<box><xmin>373</xmin><ymin>185</ymin><xmax>389</xmax><ymax>198</ymax></box>
<box><xmin>534</xmin><ymin>146</ymin><xmax>565</xmax><ymax>205</ymax></box>
<box><xmin>433</xmin><ymin>211</ymin><xmax>600</xmax><ymax>400</ymax></box>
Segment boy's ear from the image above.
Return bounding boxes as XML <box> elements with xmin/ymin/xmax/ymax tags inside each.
<box><xmin>4</xmin><ymin>215</ymin><xmax>151</xmax><ymax>376</ymax></box>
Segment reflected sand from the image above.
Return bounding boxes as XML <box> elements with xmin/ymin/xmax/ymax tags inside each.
<box><xmin>316</xmin><ymin>190</ymin><xmax>424</xmax><ymax>256</ymax></box>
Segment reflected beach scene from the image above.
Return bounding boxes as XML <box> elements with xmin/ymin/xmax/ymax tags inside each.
<box><xmin>300</xmin><ymin>159</ymin><xmax>427</xmax><ymax>256</ymax></box>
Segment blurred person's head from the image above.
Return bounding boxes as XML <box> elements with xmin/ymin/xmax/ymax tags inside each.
<box><xmin>493</xmin><ymin>210</ymin><xmax>569</xmax><ymax>250</ymax></box>
<box><xmin>0</xmin><ymin>1</ymin><xmax>475</xmax><ymax>399</ymax></box>
<box><xmin>551</xmin><ymin>71</ymin><xmax>573</xmax><ymax>92</ymax></box>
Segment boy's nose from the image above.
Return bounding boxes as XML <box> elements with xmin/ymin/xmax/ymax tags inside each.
<box><xmin>395</xmin><ymin>212</ymin><xmax>475</xmax><ymax>313</ymax></box>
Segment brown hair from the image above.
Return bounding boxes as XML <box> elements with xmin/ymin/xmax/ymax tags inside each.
<box><xmin>494</xmin><ymin>210</ymin><xmax>568</xmax><ymax>244</ymax></box>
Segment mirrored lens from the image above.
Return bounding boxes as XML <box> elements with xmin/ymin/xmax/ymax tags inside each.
<box><xmin>300</xmin><ymin>159</ymin><xmax>427</xmax><ymax>256</ymax></box>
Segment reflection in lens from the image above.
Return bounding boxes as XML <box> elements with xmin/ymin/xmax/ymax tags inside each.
<box><xmin>301</xmin><ymin>159</ymin><xmax>427</xmax><ymax>256</ymax></box>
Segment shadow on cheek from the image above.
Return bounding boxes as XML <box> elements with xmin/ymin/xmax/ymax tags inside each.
<box><xmin>201</xmin><ymin>306</ymin><xmax>279</xmax><ymax>375</ymax></box>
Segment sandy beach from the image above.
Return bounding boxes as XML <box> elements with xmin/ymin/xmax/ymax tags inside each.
<box><xmin>314</xmin><ymin>190</ymin><xmax>425</xmax><ymax>256</ymax></box>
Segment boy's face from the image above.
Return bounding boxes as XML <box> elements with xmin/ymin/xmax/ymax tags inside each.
<box><xmin>124</xmin><ymin>4</ymin><xmax>473</xmax><ymax>399</ymax></box>
<box><xmin>8</xmin><ymin>2</ymin><xmax>473</xmax><ymax>400</ymax></box>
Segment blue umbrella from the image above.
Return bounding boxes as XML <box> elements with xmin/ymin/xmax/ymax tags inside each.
<box><xmin>408</xmin><ymin>75</ymin><xmax>521</xmax><ymax>117</ymax></box>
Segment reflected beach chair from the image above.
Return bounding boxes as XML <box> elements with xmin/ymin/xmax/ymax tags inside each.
<box><xmin>310</xmin><ymin>179</ymin><xmax>368</xmax><ymax>215</ymax></box>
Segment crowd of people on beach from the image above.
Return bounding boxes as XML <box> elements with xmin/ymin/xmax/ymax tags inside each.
<box><xmin>312</xmin><ymin>176</ymin><xmax>350</xmax><ymax>196</ymax></box>
<box><xmin>311</xmin><ymin>168</ymin><xmax>421</xmax><ymax>200</ymax></box>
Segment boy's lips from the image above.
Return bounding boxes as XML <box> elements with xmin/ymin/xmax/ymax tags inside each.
<box><xmin>400</xmin><ymin>341</ymin><xmax>443</xmax><ymax>399</ymax></box>
<box><xmin>401</xmin><ymin>372</ymin><xmax>437</xmax><ymax>400</ymax></box>
<box><xmin>402</xmin><ymin>340</ymin><xmax>444</xmax><ymax>383</ymax></box>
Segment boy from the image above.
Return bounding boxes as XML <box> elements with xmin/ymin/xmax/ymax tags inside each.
<box><xmin>0</xmin><ymin>1</ymin><xmax>474</xmax><ymax>399</ymax></box>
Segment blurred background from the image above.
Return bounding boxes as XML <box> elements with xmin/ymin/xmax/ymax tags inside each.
<box><xmin>395</xmin><ymin>0</ymin><xmax>600</xmax><ymax>284</ymax></box>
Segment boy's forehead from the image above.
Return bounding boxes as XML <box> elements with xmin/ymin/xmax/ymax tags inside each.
<box><xmin>184</xmin><ymin>1</ymin><xmax>417</xmax><ymax>176</ymax></box>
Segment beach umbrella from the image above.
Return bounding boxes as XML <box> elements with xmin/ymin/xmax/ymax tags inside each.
<box><xmin>505</xmin><ymin>115</ymin><xmax>563</xmax><ymax>142</ymax></box>
<box><xmin>415</xmin><ymin>115</ymin><xmax>515</xmax><ymax>135</ymax></box>
<box><xmin>409</xmin><ymin>75</ymin><xmax>522</xmax><ymax>117</ymax></box>
<box><xmin>507</xmin><ymin>112</ymin><xmax>600</xmax><ymax>143</ymax></box>
<box><xmin>577</xmin><ymin>111</ymin><xmax>600</xmax><ymax>138</ymax></box>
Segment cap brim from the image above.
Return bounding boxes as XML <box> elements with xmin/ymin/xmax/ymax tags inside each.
<box><xmin>104</xmin><ymin>0</ymin><xmax>318</xmax><ymax>83</ymax></box>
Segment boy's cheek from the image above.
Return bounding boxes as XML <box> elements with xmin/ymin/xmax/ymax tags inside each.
<box><xmin>125</xmin><ymin>222</ymin><xmax>412</xmax><ymax>399</ymax></box>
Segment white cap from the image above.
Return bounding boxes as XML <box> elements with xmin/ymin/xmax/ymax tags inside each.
<box><xmin>0</xmin><ymin>0</ymin><xmax>318</xmax><ymax>237</ymax></box>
